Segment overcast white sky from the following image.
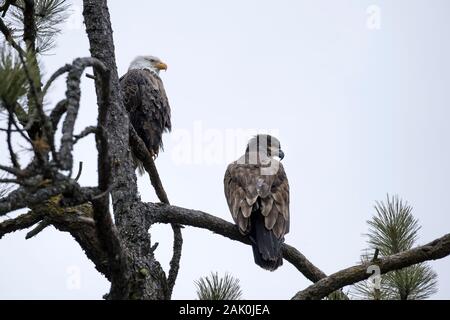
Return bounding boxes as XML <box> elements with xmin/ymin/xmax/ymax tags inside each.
<box><xmin>1</xmin><ymin>0</ymin><xmax>450</xmax><ymax>299</ymax></box>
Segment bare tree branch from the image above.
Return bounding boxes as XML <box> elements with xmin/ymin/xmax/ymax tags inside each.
<box><xmin>25</xmin><ymin>218</ymin><xmax>50</xmax><ymax>239</ymax></box>
<box><xmin>146</xmin><ymin>203</ymin><xmax>328</xmax><ymax>285</ymax></box>
<box><xmin>7</xmin><ymin>114</ymin><xmax>20</xmax><ymax>169</ymax></box>
<box><xmin>0</xmin><ymin>182</ymin><xmax>71</xmax><ymax>216</ymax></box>
<box><xmin>74</xmin><ymin>126</ymin><xmax>97</xmax><ymax>144</ymax></box>
<box><xmin>292</xmin><ymin>233</ymin><xmax>450</xmax><ymax>300</ymax></box>
<box><xmin>43</xmin><ymin>64</ymin><xmax>72</xmax><ymax>95</ymax></box>
<box><xmin>167</xmin><ymin>223</ymin><xmax>183</xmax><ymax>298</ymax></box>
<box><xmin>129</xmin><ymin>128</ymin><xmax>183</xmax><ymax>299</ymax></box>
<box><xmin>50</xmin><ymin>99</ymin><xmax>68</xmax><ymax>130</ymax></box>
<box><xmin>0</xmin><ymin>211</ymin><xmax>42</xmax><ymax>239</ymax></box>
<box><xmin>83</xmin><ymin>0</ymin><xmax>169</xmax><ymax>299</ymax></box>
<box><xmin>59</xmin><ymin>57</ymin><xmax>108</xmax><ymax>170</ymax></box>
<box><xmin>0</xmin><ymin>178</ymin><xmax>20</xmax><ymax>184</ymax></box>
<box><xmin>0</xmin><ymin>164</ymin><xmax>23</xmax><ymax>176</ymax></box>
<box><xmin>7</xmin><ymin>109</ymin><xmax>33</xmax><ymax>144</ymax></box>
<box><xmin>90</xmin><ymin>53</ymin><xmax>130</xmax><ymax>299</ymax></box>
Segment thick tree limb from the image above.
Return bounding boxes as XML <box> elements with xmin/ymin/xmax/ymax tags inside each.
<box><xmin>146</xmin><ymin>203</ymin><xmax>327</xmax><ymax>284</ymax></box>
<box><xmin>0</xmin><ymin>179</ymin><xmax>20</xmax><ymax>184</ymax></box>
<box><xmin>130</xmin><ymin>128</ymin><xmax>183</xmax><ymax>298</ymax></box>
<box><xmin>90</xmin><ymin>50</ymin><xmax>130</xmax><ymax>299</ymax></box>
<box><xmin>0</xmin><ymin>182</ymin><xmax>72</xmax><ymax>216</ymax></box>
<box><xmin>83</xmin><ymin>0</ymin><xmax>168</xmax><ymax>299</ymax></box>
<box><xmin>73</xmin><ymin>162</ymin><xmax>83</xmax><ymax>182</ymax></box>
<box><xmin>0</xmin><ymin>174</ymin><xmax>102</xmax><ymax>216</ymax></box>
<box><xmin>129</xmin><ymin>129</ymin><xmax>169</xmax><ymax>203</ymax></box>
<box><xmin>0</xmin><ymin>211</ymin><xmax>42</xmax><ymax>239</ymax></box>
<box><xmin>292</xmin><ymin>233</ymin><xmax>450</xmax><ymax>300</ymax></box>
<box><xmin>59</xmin><ymin>57</ymin><xmax>109</xmax><ymax>171</ymax></box>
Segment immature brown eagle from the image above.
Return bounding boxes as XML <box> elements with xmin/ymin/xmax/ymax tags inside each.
<box><xmin>120</xmin><ymin>55</ymin><xmax>171</xmax><ymax>173</ymax></box>
<box><xmin>224</xmin><ymin>135</ymin><xmax>289</xmax><ymax>271</ymax></box>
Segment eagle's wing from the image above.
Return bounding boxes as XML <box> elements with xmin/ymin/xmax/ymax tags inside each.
<box><xmin>224</xmin><ymin>160</ymin><xmax>290</xmax><ymax>239</ymax></box>
<box><xmin>120</xmin><ymin>69</ymin><xmax>171</xmax><ymax>156</ymax></box>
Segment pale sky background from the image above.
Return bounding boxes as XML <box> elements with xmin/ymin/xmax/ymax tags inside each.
<box><xmin>1</xmin><ymin>0</ymin><xmax>449</xmax><ymax>299</ymax></box>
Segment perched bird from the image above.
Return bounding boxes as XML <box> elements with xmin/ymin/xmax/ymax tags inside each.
<box><xmin>224</xmin><ymin>134</ymin><xmax>289</xmax><ymax>271</ymax></box>
<box><xmin>120</xmin><ymin>55</ymin><xmax>171</xmax><ymax>174</ymax></box>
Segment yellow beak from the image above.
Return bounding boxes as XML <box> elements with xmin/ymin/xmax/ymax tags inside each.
<box><xmin>155</xmin><ymin>62</ymin><xmax>168</xmax><ymax>71</ymax></box>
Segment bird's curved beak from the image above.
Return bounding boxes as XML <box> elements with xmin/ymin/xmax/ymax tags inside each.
<box><xmin>155</xmin><ymin>62</ymin><xmax>168</xmax><ymax>71</ymax></box>
<box><xmin>279</xmin><ymin>150</ymin><xmax>285</xmax><ymax>160</ymax></box>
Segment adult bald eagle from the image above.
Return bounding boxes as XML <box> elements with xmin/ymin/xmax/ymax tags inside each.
<box><xmin>224</xmin><ymin>135</ymin><xmax>289</xmax><ymax>271</ymax></box>
<box><xmin>120</xmin><ymin>55</ymin><xmax>171</xmax><ymax>174</ymax></box>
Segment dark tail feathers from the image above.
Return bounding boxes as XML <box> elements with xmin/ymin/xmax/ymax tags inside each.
<box><xmin>249</xmin><ymin>210</ymin><xmax>284</xmax><ymax>271</ymax></box>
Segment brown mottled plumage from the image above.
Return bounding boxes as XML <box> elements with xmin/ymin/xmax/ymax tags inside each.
<box><xmin>224</xmin><ymin>135</ymin><xmax>289</xmax><ymax>271</ymax></box>
<box><xmin>120</xmin><ymin>56</ymin><xmax>171</xmax><ymax>174</ymax></box>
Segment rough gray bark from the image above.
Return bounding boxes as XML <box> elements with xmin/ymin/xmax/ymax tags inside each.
<box><xmin>82</xmin><ymin>0</ymin><xmax>168</xmax><ymax>299</ymax></box>
<box><xmin>129</xmin><ymin>127</ymin><xmax>183</xmax><ymax>299</ymax></box>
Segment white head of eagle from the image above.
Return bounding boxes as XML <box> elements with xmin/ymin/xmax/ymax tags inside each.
<box><xmin>128</xmin><ymin>55</ymin><xmax>168</xmax><ymax>75</ymax></box>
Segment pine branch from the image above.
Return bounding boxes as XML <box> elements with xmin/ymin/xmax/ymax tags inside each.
<box><xmin>6</xmin><ymin>0</ymin><xmax>70</xmax><ymax>53</ymax></box>
<box><xmin>195</xmin><ymin>272</ymin><xmax>243</xmax><ymax>300</ymax></box>
<box><xmin>353</xmin><ymin>195</ymin><xmax>438</xmax><ymax>300</ymax></box>
<box><xmin>293</xmin><ymin>233</ymin><xmax>450</xmax><ymax>300</ymax></box>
